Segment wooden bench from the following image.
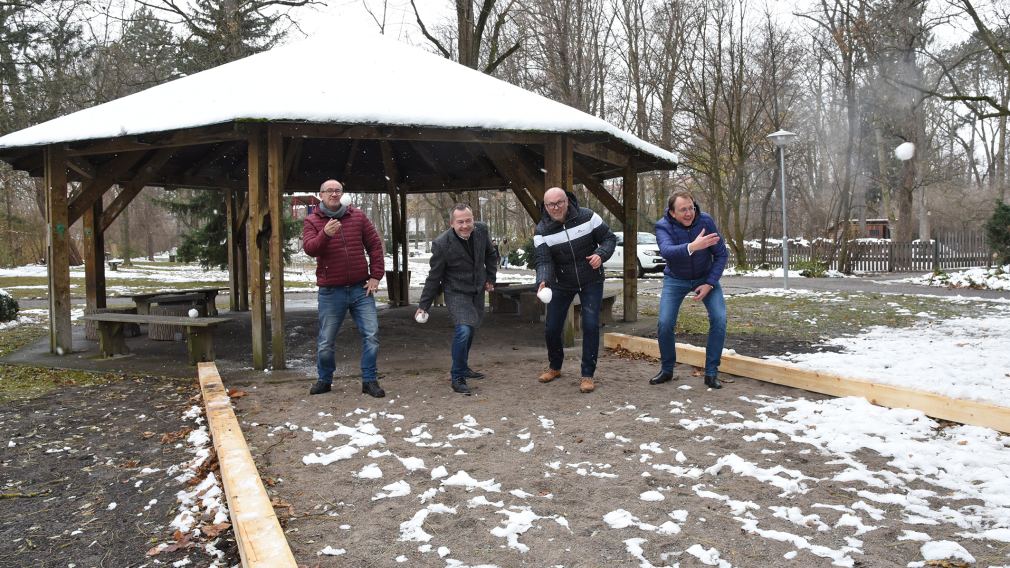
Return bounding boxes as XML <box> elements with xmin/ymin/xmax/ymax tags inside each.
<box><xmin>107</xmin><ymin>260</ymin><xmax>121</xmax><ymax>271</ymax></box>
<box><xmin>80</xmin><ymin>313</ymin><xmax>231</xmax><ymax>365</ymax></box>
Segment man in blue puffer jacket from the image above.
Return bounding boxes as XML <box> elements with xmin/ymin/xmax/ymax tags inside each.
<box><xmin>534</xmin><ymin>187</ymin><xmax>617</xmax><ymax>394</ymax></box>
<box><xmin>650</xmin><ymin>190</ymin><xmax>729</xmax><ymax>389</ymax></box>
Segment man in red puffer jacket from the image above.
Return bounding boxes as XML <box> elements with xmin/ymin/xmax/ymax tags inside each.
<box><xmin>303</xmin><ymin>179</ymin><xmax>386</xmax><ymax>398</ymax></box>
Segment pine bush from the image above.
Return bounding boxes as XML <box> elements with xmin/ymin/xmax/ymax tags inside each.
<box><xmin>986</xmin><ymin>201</ymin><xmax>1010</xmax><ymax>265</ymax></box>
<box><xmin>0</xmin><ymin>290</ymin><xmax>18</xmax><ymax>323</ymax></box>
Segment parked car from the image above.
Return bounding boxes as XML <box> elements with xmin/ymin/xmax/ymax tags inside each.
<box><xmin>603</xmin><ymin>232</ymin><xmax>666</xmax><ymax>274</ymax></box>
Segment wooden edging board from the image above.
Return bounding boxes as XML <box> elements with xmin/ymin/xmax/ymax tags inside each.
<box><xmin>604</xmin><ymin>332</ymin><xmax>1010</xmax><ymax>434</ymax></box>
<box><xmin>197</xmin><ymin>362</ymin><xmax>298</xmax><ymax>568</ymax></box>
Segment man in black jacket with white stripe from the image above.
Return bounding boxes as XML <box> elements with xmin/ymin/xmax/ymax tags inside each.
<box><xmin>534</xmin><ymin>187</ymin><xmax>617</xmax><ymax>393</ymax></box>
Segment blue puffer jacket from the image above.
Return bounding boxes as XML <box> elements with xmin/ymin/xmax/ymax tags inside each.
<box><xmin>534</xmin><ymin>192</ymin><xmax>617</xmax><ymax>291</ymax></box>
<box><xmin>655</xmin><ymin>204</ymin><xmax>728</xmax><ymax>287</ymax></box>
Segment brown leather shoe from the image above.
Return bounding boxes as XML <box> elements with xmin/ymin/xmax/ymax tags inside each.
<box><xmin>538</xmin><ymin>368</ymin><xmax>561</xmax><ymax>383</ymax></box>
<box><xmin>579</xmin><ymin>377</ymin><xmax>595</xmax><ymax>393</ymax></box>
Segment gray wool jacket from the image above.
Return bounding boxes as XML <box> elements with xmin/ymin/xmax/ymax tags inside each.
<box><xmin>418</xmin><ymin>222</ymin><xmax>497</xmax><ymax>312</ymax></box>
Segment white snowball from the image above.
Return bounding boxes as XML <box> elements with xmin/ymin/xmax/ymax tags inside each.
<box><xmin>339</xmin><ymin>193</ymin><xmax>352</xmax><ymax>207</ymax></box>
<box><xmin>537</xmin><ymin>287</ymin><xmax>553</xmax><ymax>304</ymax></box>
<box><xmin>415</xmin><ymin>311</ymin><xmax>429</xmax><ymax>324</ymax></box>
<box><xmin>188</xmin><ymin>308</ymin><xmax>199</xmax><ymax>318</ymax></box>
<box><xmin>894</xmin><ymin>142</ymin><xmax>915</xmax><ymax>161</ymax></box>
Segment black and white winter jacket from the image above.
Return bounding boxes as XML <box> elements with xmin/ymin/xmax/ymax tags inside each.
<box><xmin>533</xmin><ymin>191</ymin><xmax>617</xmax><ymax>291</ymax></box>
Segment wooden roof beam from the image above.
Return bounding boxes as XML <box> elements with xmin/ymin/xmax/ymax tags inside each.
<box><xmin>573</xmin><ymin>141</ymin><xmax>630</xmax><ymax>168</ymax></box>
<box><xmin>66</xmin><ymin>124</ymin><xmax>249</xmax><ymax>157</ymax></box>
<box><xmin>100</xmin><ymin>148</ymin><xmax>177</xmax><ymax>232</ymax></box>
<box><xmin>68</xmin><ymin>151</ymin><xmax>147</xmax><ymax>226</ymax></box>
<box><xmin>573</xmin><ymin>161</ymin><xmax>625</xmax><ymax>224</ymax></box>
<box><xmin>481</xmin><ymin>144</ymin><xmax>545</xmax><ymax>201</ymax></box>
<box><xmin>276</xmin><ymin>122</ymin><xmax>549</xmax><ymax>145</ymax></box>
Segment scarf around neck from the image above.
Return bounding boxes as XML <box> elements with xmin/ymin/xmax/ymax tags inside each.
<box><xmin>319</xmin><ymin>202</ymin><xmax>348</xmax><ymax>219</ymax></box>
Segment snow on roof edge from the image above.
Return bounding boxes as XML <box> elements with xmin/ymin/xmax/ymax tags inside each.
<box><xmin>0</xmin><ymin>32</ymin><xmax>679</xmax><ymax>166</ymax></box>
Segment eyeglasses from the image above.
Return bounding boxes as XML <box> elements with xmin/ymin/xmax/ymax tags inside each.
<box><xmin>673</xmin><ymin>206</ymin><xmax>694</xmax><ymax>214</ymax></box>
<box><xmin>545</xmin><ymin>200</ymin><xmax>567</xmax><ymax>209</ymax></box>
<box><xmin>321</xmin><ymin>188</ymin><xmax>343</xmax><ymax>195</ymax></box>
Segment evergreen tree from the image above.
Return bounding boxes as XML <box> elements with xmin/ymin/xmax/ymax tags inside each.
<box><xmin>161</xmin><ymin>190</ymin><xmax>301</xmax><ymax>269</ymax></box>
<box><xmin>141</xmin><ymin>0</ymin><xmax>317</xmax><ymax>268</ymax></box>
<box><xmin>986</xmin><ymin>202</ymin><xmax>1010</xmax><ymax>265</ymax></box>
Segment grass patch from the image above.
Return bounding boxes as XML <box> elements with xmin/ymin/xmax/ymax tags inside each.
<box><xmin>0</xmin><ymin>318</ymin><xmax>127</xmax><ymax>403</ymax></box>
<box><xmin>0</xmin><ymin>364</ymin><xmax>124</xmax><ymax>404</ymax></box>
<box><xmin>673</xmin><ymin>291</ymin><xmax>979</xmax><ymax>342</ymax></box>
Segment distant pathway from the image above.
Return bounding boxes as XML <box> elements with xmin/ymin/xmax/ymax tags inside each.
<box><xmin>16</xmin><ymin>270</ymin><xmax>1010</xmax><ymax>310</ymax></box>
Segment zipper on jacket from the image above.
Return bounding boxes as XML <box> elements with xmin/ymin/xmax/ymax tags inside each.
<box><xmin>562</xmin><ymin>222</ymin><xmax>583</xmax><ymax>289</ymax></box>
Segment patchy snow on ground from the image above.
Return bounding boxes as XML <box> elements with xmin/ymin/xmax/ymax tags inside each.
<box><xmin>898</xmin><ymin>265</ymin><xmax>1010</xmax><ymax>291</ymax></box>
<box><xmin>762</xmin><ymin>297</ymin><xmax>1010</xmax><ymax>406</ymax></box>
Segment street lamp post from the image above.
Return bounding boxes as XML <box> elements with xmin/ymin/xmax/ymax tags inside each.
<box><xmin>767</xmin><ymin>129</ymin><xmax>797</xmax><ymax>290</ymax></box>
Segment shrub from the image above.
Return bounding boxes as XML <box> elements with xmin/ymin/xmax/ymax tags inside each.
<box><xmin>793</xmin><ymin>260</ymin><xmax>828</xmax><ymax>278</ymax></box>
<box><xmin>0</xmin><ymin>290</ymin><xmax>18</xmax><ymax>323</ymax></box>
<box><xmin>508</xmin><ymin>237</ymin><xmax>536</xmax><ymax>269</ymax></box>
<box><xmin>986</xmin><ymin>201</ymin><xmax>1010</xmax><ymax>265</ymax></box>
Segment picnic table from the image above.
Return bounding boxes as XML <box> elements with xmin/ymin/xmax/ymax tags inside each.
<box><xmin>129</xmin><ymin>287</ymin><xmax>226</xmax><ymax>316</ymax></box>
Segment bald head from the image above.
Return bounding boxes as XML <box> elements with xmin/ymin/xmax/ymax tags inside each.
<box><xmin>544</xmin><ymin>187</ymin><xmax>569</xmax><ymax>222</ymax></box>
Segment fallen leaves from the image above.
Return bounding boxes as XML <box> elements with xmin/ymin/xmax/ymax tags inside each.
<box><xmin>146</xmin><ymin>531</ymin><xmax>195</xmax><ymax>556</ymax></box>
<box><xmin>160</xmin><ymin>427</ymin><xmax>193</xmax><ymax>445</ymax></box>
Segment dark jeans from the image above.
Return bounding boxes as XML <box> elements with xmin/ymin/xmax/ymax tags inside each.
<box><xmin>451</xmin><ymin>324</ymin><xmax>475</xmax><ymax>380</ymax></box>
<box><xmin>544</xmin><ymin>280</ymin><xmax>604</xmax><ymax>378</ymax></box>
<box><xmin>657</xmin><ymin>275</ymin><xmax>726</xmax><ymax>376</ymax></box>
<box><xmin>316</xmin><ymin>284</ymin><xmax>379</xmax><ymax>384</ymax></box>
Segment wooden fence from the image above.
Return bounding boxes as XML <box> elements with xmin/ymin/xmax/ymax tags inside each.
<box><xmin>728</xmin><ymin>231</ymin><xmax>992</xmax><ymax>273</ymax></box>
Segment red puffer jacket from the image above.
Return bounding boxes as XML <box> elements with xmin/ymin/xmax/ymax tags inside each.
<box><xmin>302</xmin><ymin>206</ymin><xmax>385</xmax><ymax>287</ymax></box>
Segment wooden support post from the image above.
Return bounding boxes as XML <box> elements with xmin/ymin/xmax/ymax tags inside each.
<box><xmin>247</xmin><ymin>129</ymin><xmax>269</xmax><ymax>369</ymax></box>
<box><xmin>380</xmin><ymin>141</ymin><xmax>406</xmax><ymax>306</ymax></box>
<box><xmin>83</xmin><ymin>199</ymin><xmax>107</xmax><ymax>313</ymax></box>
<box><xmin>197</xmin><ymin>363</ymin><xmax>298</xmax><ymax>568</ymax></box>
<box><xmin>45</xmin><ymin>144</ymin><xmax>72</xmax><ymax>355</ymax></box>
<box><xmin>267</xmin><ymin>126</ymin><xmax>286</xmax><ymax>370</ymax></box>
<box><xmin>545</xmin><ymin>136</ymin><xmax>576</xmax><ymax>346</ymax></box>
<box><xmin>603</xmin><ymin>332</ymin><xmax>1010</xmax><ymax>434</ymax></box>
<box><xmin>225</xmin><ymin>188</ymin><xmax>239</xmax><ymax>311</ymax></box>
<box><xmin>398</xmin><ymin>184</ymin><xmax>409</xmax><ymax>305</ymax></box>
<box><xmin>236</xmin><ymin>191</ymin><xmax>250</xmax><ymax>312</ymax></box>
<box><xmin>544</xmin><ymin>135</ymin><xmax>573</xmax><ymax>191</ymax></box>
<box><xmin>623</xmin><ymin>164</ymin><xmax>638</xmax><ymax>322</ymax></box>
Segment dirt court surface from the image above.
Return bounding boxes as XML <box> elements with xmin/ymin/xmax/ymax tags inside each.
<box><xmin>0</xmin><ymin>377</ymin><xmax>238</xmax><ymax>568</ymax></box>
<box><xmin>224</xmin><ymin>306</ymin><xmax>1009</xmax><ymax>568</ymax></box>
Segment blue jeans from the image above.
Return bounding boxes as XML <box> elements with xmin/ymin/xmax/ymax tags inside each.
<box><xmin>451</xmin><ymin>324</ymin><xmax>475</xmax><ymax>380</ymax></box>
<box><xmin>657</xmin><ymin>275</ymin><xmax>726</xmax><ymax>376</ymax></box>
<box><xmin>544</xmin><ymin>280</ymin><xmax>604</xmax><ymax>378</ymax></box>
<box><xmin>316</xmin><ymin>284</ymin><xmax>379</xmax><ymax>384</ymax></box>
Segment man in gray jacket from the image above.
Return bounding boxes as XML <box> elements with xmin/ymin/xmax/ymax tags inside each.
<box><xmin>416</xmin><ymin>204</ymin><xmax>497</xmax><ymax>395</ymax></box>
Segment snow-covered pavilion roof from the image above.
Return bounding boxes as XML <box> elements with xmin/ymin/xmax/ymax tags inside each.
<box><xmin>0</xmin><ymin>32</ymin><xmax>677</xmax><ymax>166</ymax></box>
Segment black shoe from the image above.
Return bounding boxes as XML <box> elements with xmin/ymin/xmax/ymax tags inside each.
<box><xmin>451</xmin><ymin>378</ymin><xmax>472</xmax><ymax>395</ymax></box>
<box><xmin>362</xmin><ymin>381</ymin><xmax>386</xmax><ymax>398</ymax></box>
<box><xmin>649</xmin><ymin>371</ymin><xmax>674</xmax><ymax>385</ymax></box>
<box><xmin>463</xmin><ymin>368</ymin><xmax>485</xmax><ymax>380</ymax></box>
<box><xmin>309</xmin><ymin>381</ymin><xmax>331</xmax><ymax>395</ymax></box>
<box><xmin>704</xmin><ymin>375</ymin><xmax>722</xmax><ymax>389</ymax></box>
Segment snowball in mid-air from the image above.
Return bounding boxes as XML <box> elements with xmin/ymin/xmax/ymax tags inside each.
<box><xmin>537</xmin><ymin>287</ymin><xmax>553</xmax><ymax>304</ymax></box>
<box><xmin>894</xmin><ymin>142</ymin><xmax>915</xmax><ymax>161</ymax></box>
<box><xmin>415</xmin><ymin>311</ymin><xmax>429</xmax><ymax>324</ymax></box>
<box><xmin>188</xmin><ymin>308</ymin><xmax>199</xmax><ymax>318</ymax></box>
<box><xmin>340</xmin><ymin>193</ymin><xmax>353</xmax><ymax>207</ymax></box>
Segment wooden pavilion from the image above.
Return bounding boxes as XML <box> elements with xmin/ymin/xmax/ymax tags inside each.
<box><xmin>0</xmin><ymin>33</ymin><xmax>678</xmax><ymax>370</ymax></box>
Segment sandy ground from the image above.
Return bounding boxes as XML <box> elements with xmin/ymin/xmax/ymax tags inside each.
<box><xmin>225</xmin><ymin>303</ymin><xmax>1007</xmax><ymax>567</ymax></box>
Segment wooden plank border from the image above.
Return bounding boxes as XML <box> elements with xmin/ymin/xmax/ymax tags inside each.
<box><xmin>197</xmin><ymin>362</ymin><xmax>298</xmax><ymax>567</ymax></box>
<box><xmin>603</xmin><ymin>333</ymin><xmax>1010</xmax><ymax>433</ymax></box>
